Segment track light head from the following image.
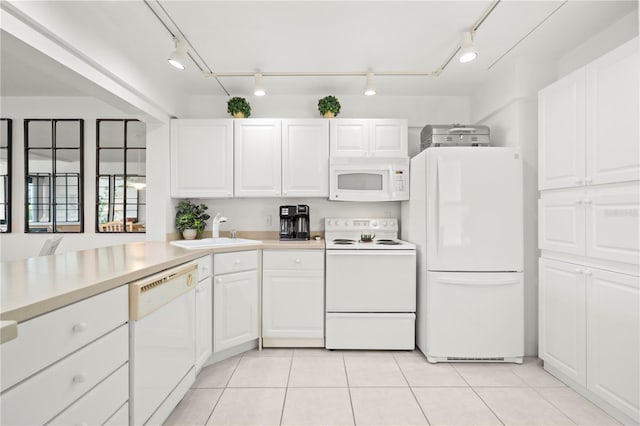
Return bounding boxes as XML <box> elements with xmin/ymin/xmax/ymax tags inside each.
<box><xmin>254</xmin><ymin>73</ymin><xmax>266</xmax><ymax>96</ymax></box>
<box><xmin>364</xmin><ymin>72</ymin><xmax>376</xmax><ymax>96</ymax></box>
<box><xmin>168</xmin><ymin>38</ymin><xmax>187</xmax><ymax>70</ymax></box>
<box><xmin>458</xmin><ymin>31</ymin><xmax>478</xmax><ymax>63</ymax></box>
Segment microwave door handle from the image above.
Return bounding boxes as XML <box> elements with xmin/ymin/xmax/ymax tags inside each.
<box><xmin>389</xmin><ymin>166</ymin><xmax>396</xmax><ymax>199</ymax></box>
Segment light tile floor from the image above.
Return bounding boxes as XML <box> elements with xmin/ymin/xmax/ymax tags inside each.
<box><xmin>164</xmin><ymin>349</ymin><xmax>620</xmax><ymax>426</ymax></box>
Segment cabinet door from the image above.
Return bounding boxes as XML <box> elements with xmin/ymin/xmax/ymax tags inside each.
<box><xmin>370</xmin><ymin>119</ymin><xmax>408</xmax><ymax>157</ymax></box>
<box><xmin>195</xmin><ymin>278</ymin><xmax>212</xmax><ymax>372</ymax></box>
<box><xmin>586</xmin><ymin>183</ymin><xmax>639</xmax><ymax>266</ymax></box>
<box><xmin>587</xmin><ymin>268</ymin><xmax>639</xmax><ymax>422</ymax></box>
<box><xmin>538</xmin><ymin>69</ymin><xmax>586</xmax><ymax>190</ymax></box>
<box><xmin>213</xmin><ymin>270</ymin><xmax>259</xmax><ymax>352</ymax></box>
<box><xmin>538</xmin><ymin>189</ymin><xmax>586</xmax><ymax>256</ymax></box>
<box><xmin>170</xmin><ymin>119</ymin><xmax>233</xmax><ymax>198</ymax></box>
<box><xmin>586</xmin><ymin>39</ymin><xmax>640</xmax><ymax>186</ymax></box>
<box><xmin>538</xmin><ymin>258</ymin><xmax>587</xmax><ymax>385</ymax></box>
<box><xmin>262</xmin><ymin>269</ymin><xmax>324</xmax><ymax>339</ymax></box>
<box><xmin>329</xmin><ymin>119</ymin><xmax>369</xmax><ymax>157</ymax></box>
<box><xmin>234</xmin><ymin>120</ymin><xmax>282</xmax><ymax>197</ymax></box>
<box><xmin>282</xmin><ymin>119</ymin><xmax>329</xmax><ymax>197</ymax></box>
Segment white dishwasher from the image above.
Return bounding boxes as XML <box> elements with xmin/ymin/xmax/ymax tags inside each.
<box><xmin>129</xmin><ymin>262</ymin><xmax>197</xmax><ymax>426</ymax></box>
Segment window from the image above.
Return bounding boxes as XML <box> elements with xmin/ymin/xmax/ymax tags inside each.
<box><xmin>96</xmin><ymin>119</ymin><xmax>146</xmax><ymax>233</ymax></box>
<box><xmin>1</xmin><ymin>119</ymin><xmax>11</xmax><ymax>233</ymax></box>
<box><xmin>24</xmin><ymin>119</ymin><xmax>83</xmax><ymax>233</ymax></box>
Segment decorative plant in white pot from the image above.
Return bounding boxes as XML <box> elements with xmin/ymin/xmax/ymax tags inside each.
<box><xmin>175</xmin><ymin>200</ymin><xmax>210</xmax><ymax>240</ymax></box>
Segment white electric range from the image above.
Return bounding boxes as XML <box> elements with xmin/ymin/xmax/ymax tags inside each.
<box><xmin>324</xmin><ymin>218</ymin><xmax>417</xmax><ymax>350</ymax></box>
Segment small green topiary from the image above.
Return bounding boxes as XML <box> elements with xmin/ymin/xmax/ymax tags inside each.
<box><xmin>318</xmin><ymin>95</ymin><xmax>341</xmax><ymax>117</ymax></box>
<box><xmin>227</xmin><ymin>97</ymin><xmax>252</xmax><ymax>118</ymax></box>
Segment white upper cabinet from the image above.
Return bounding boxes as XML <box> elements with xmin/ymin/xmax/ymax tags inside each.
<box><xmin>282</xmin><ymin>120</ymin><xmax>329</xmax><ymax>197</ymax></box>
<box><xmin>538</xmin><ymin>69</ymin><xmax>586</xmax><ymax>190</ymax></box>
<box><xmin>330</xmin><ymin>119</ymin><xmax>408</xmax><ymax>157</ymax></box>
<box><xmin>538</xmin><ymin>188</ymin><xmax>586</xmax><ymax>256</ymax></box>
<box><xmin>234</xmin><ymin>119</ymin><xmax>282</xmax><ymax>197</ymax></box>
<box><xmin>539</xmin><ymin>38</ymin><xmax>639</xmax><ymax>190</ymax></box>
<box><xmin>586</xmin><ymin>39</ymin><xmax>640</xmax><ymax>186</ymax></box>
<box><xmin>170</xmin><ymin>119</ymin><xmax>234</xmax><ymax>198</ymax></box>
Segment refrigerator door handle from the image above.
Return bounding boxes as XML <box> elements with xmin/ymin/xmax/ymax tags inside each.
<box><xmin>437</xmin><ymin>277</ymin><xmax>520</xmax><ymax>286</ymax></box>
<box><xmin>434</xmin><ymin>158</ymin><xmax>440</xmax><ymax>257</ymax></box>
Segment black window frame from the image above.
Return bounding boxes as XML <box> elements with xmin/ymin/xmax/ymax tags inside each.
<box><xmin>96</xmin><ymin>119</ymin><xmax>146</xmax><ymax>234</ymax></box>
<box><xmin>1</xmin><ymin>118</ymin><xmax>12</xmax><ymax>233</ymax></box>
<box><xmin>24</xmin><ymin>119</ymin><xmax>84</xmax><ymax>233</ymax></box>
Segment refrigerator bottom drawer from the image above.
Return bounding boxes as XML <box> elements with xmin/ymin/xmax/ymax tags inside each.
<box><xmin>425</xmin><ymin>271</ymin><xmax>524</xmax><ymax>360</ymax></box>
<box><xmin>326</xmin><ymin>313</ymin><xmax>415</xmax><ymax>350</ymax></box>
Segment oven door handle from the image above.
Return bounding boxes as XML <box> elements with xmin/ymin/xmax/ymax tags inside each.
<box><xmin>326</xmin><ymin>250</ymin><xmax>415</xmax><ymax>256</ymax></box>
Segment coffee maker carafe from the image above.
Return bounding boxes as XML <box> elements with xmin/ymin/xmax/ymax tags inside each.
<box><xmin>279</xmin><ymin>205</ymin><xmax>310</xmax><ymax>240</ymax></box>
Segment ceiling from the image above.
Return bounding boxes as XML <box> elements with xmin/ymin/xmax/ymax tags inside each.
<box><xmin>0</xmin><ymin>1</ymin><xmax>637</xmax><ymax>112</ymax></box>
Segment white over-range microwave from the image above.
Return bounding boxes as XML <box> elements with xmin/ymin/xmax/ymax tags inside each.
<box><xmin>329</xmin><ymin>157</ymin><xmax>410</xmax><ymax>201</ymax></box>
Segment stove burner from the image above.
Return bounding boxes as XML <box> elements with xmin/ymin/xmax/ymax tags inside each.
<box><xmin>376</xmin><ymin>239</ymin><xmax>401</xmax><ymax>245</ymax></box>
<box><xmin>333</xmin><ymin>239</ymin><xmax>356</xmax><ymax>245</ymax></box>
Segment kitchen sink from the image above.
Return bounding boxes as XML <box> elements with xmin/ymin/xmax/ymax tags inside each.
<box><xmin>170</xmin><ymin>238</ymin><xmax>260</xmax><ymax>249</ymax></box>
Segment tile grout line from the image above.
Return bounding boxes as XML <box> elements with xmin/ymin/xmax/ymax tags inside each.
<box><xmin>530</xmin><ymin>386</ymin><xmax>580</xmax><ymax>425</ymax></box>
<box><xmin>451</xmin><ymin>363</ymin><xmax>506</xmax><ymax>426</ymax></box>
<box><xmin>392</xmin><ymin>353</ymin><xmax>432</xmax><ymax>425</ymax></box>
<box><xmin>203</xmin><ymin>356</ymin><xmax>243</xmax><ymax>425</ymax></box>
<box><xmin>278</xmin><ymin>350</ymin><xmax>295</xmax><ymax>426</ymax></box>
<box><xmin>342</xmin><ymin>352</ymin><xmax>357</xmax><ymax>426</ymax></box>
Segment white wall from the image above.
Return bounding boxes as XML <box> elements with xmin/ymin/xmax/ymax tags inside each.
<box><xmin>0</xmin><ymin>96</ymin><xmax>161</xmax><ymax>261</ymax></box>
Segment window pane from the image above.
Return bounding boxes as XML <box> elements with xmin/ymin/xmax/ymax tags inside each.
<box><xmin>99</xmin><ymin>149</ymin><xmax>124</xmax><ymax>175</ymax></box>
<box><xmin>126</xmin><ymin>121</ymin><xmax>146</xmax><ymax>148</ymax></box>
<box><xmin>0</xmin><ymin>120</ymin><xmax>8</xmax><ymax>148</ymax></box>
<box><xmin>126</xmin><ymin>149</ymin><xmax>146</xmax><ymax>176</ymax></box>
<box><xmin>28</xmin><ymin>150</ymin><xmax>53</xmax><ymax>174</ymax></box>
<box><xmin>27</xmin><ymin>121</ymin><xmax>52</xmax><ymax>148</ymax></box>
<box><xmin>56</xmin><ymin>149</ymin><xmax>81</xmax><ymax>174</ymax></box>
<box><xmin>98</xmin><ymin>121</ymin><xmax>124</xmax><ymax>147</ymax></box>
<box><xmin>55</xmin><ymin>121</ymin><xmax>81</xmax><ymax>148</ymax></box>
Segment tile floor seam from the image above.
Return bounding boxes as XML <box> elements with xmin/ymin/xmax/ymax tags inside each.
<box><xmin>341</xmin><ymin>351</ymin><xmax>357</xmax><ymax>426</ymax></box>
<box><xmin>529</xmin><ymin>385</ymin><xmax>580</xmax><ymax>425</ymax></box>
<box><xmin>203</xmin><ymin>387</ymin><xmax>226</xmax><ymax>426</ymax></box>
<box><xmin>278</xmin><ymin>350</ymin><xmax>294</xmax><ymax>425</ymax></box>
<box><xmin>451</xmin><ymin>363</ymin><xmax>506</xmax><ymax>426</ymax></box>
<box><xmin>393</xmin><ymin>354</ymin><xmax>432</xmax><ymax>425</ymax></box>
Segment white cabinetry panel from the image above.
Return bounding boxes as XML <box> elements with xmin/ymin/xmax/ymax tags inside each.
<box><xmin>329</xmin><ymin>119</ymin><xmax>369</xmax><ymax>157</ymax></box>
<box><xmin>170</xmin><ymin>119</ymin><xmax>234</xmax><ymax>198</ymax></box>
<box><xmin>586</xmin><ymin>39</ymin><xmax>640</xmax><ymax>186</ymax></box>
<box><xmin>282</xmin><ymin>119</ymin><xmax>329</xmax><ymax>197</ymax></box>
<box><xmin>214</xmin><ymin>270</ymin><xmax>259</xmax><ymax>352</ymax></box>
<box><xmin>330</xmin><ymin>119</ymin><xmax>408</xmax><ymax>157</ymax></box>
<box><xmin>538</xmin><ymin>258</ymin><xmax>586</xmax><ymax>386</ymax></box>
<box><xmin>538</xmin><ymin>69</ymin><xmax>586</xmax><ymax>190</ymax></box>
<box><xmin>587</xmin><ymin>268</ymin><xmax>640</xmax><ymax>422</ymax></box>
<box><xmin>195</xmin><ymin>277</ymin><xmax>212</xmax><ymax>372</ymax></box>
<box><xmin>539</xmin><ymin>189</ymin><xmax>586</xmax><ymax>256</ymax></box>
<box><xmin>234</xmin><ymin>119</ymin><xmax>282</xmax><ymax>197</ymax></box>
<box><xmin>370</xmin><ymin>119</ymin><xmax>408</xmax><ymax>157</ymax></box>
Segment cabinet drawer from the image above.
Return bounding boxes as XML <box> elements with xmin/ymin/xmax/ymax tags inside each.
<box><xmin>104</xmin><ymin>402</ymin><xmax>128</xmax><ymax>426</ymax></box>
<box><xmin>263</xmin><ymin>250</ymin><xmax>324</xmax><ymax>270</ymax></box>
<box><xmin>215</xmin><ymin>250</ymin><xmax>258</xmax><ymax>275</ymax></box>
<box><xmin>49</xmin><ymin>363</ymin><xmax>128</xmax><ymax>426</ymax></box>
<box><xmin>326</xmin><ymin>313</ymin><xmax>415</xmax><ymax>350</ymax></box>
<box><xmin>0</xmin><ymin>285</ymin><xmax>128</xmax><ymax>391</ymax></box>
<box><xmin>198</xmin><ymin>255</ymin><xmax>213</xmax><ymax>280</ymax></box>
<box><xmin>1</xmin><ymin>324</ymin><xmax>128</xmax><ymax>426</ymax></box>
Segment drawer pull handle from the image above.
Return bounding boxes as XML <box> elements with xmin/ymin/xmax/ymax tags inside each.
<box><xmin>72</xmin><ymin>373</ymin><xmax>86</xmax><ymax>384</ymax></box>
<box><xmin>196</xmin><ymin>288</ymin><xmax>202</xmax><ymax>294</ymax></box>
<box><xmin>295</xmin><ymin>259</ymin><xmax>301</xmax><ymax>263</ymax></box>
<box><xmin>235</xmin><ymin>259</ymin><xmax>241</xmax><ymax>264</ymax></box>
<box><xmin>72</xmin><ymin>322</ymin><xmax>88</xmax><ymax>333</ymax></box>
<box><xmin>583</xmin><ymin>270</ymin><xmax>592</xmax><ymax>276</ymax></box>
<box><xmin>217</xmin><ymin>278</ymin><xmax>223</xmax><ymax>283</ymax></box>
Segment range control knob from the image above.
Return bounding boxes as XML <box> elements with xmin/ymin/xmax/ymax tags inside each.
<box><xmin>344</xmin><ymin>221</ymin><xmax>349</xmax><ymax>226</ymax></box>
<box><xmin>335</xmin><ymin>220</ymin><xmax>341</xmax><ymax>226</ymax></box>
<box><xmin>326</xmin><ymin>220</ymin><xmax>332</xmax><ymax>226</ymax></box>
<box><xmin>382</xmin><ymin>221</ymin><xmax>388</xmax><ymax>227</ymax></box>
<box><xmin>371</xmin><ymin>221</ymin><xmax>378</xmax><ymax>227</ymax></box>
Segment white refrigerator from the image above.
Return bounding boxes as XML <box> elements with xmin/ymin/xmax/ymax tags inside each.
<box><xmin>404</xmin><ymin>147</ymin><xmax>524</xmax><ymax>363</ymax></box>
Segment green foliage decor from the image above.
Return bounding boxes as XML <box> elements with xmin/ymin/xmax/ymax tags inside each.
<box><xmin>318</xmin><ymin>95</ymin><xmax>341</xmax><ymax>117</ymax></box>
<box><xmin>227</xmin><ymin>97</ymin><xmax>252</xmax><ymax>118</ymax></box>
<box><xmin>175</xmin><ymin>199</ymin><xmax>211</xmax><ymax>232</ymax></box>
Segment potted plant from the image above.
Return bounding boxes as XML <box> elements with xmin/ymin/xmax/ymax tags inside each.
<box><xmin>318</xmin><ymin>95</ymin><xmax>341</xmax><ymax>118</ymax></box>
<box><xmin>227</xmin><ymin>97</ymin><xmax>252</xmax><ymax>118</ymax></box>
<box><xmin>175</xmin><ymin>199</ymin><xmax>211</xmax><ymax>240</ymax></box>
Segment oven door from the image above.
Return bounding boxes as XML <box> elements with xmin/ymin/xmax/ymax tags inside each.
<box><xmin>326</xmin><ymin>250</ymin><xmax>416</xmax><ymax>311</ymax></box>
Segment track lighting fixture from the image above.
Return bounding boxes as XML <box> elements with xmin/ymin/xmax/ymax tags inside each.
<box><xmin>253</xmin><ymin>73</ymin><xmax>266</xmax><ymax>96</ymax></box>
<box><xmin>458</xmin><ymin>31</ymin><xmax>478</xmax><ymax>63</ymax></box>
<box><xmin>364</xmin><ymin>72</ymin><xmax>376</xmax><ymax>96</ymax></box>
<box><xmin>168</xmin><ymin>38</ymin><xmax>188</xmax><ymax>70</ymax></box>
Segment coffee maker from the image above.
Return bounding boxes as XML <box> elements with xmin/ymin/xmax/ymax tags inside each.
<box><xmin>279</xmin><ymin>205</ymin><xmax>310</xmax><ymax>240</ymax></box>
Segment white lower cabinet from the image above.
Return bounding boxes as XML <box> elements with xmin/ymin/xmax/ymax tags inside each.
<box><xmin>539</xmin><ymin>257</ymin><xmax>640</xmax><ymax>423</ymax></box>
<box><xmin>213</xmin><ymin>251</ymin><xmax>259</xmax><ymax>352</ymax></box>
<box><xmin>195</xmin><ymin>256</ymin><xmax>213</xmax><ymax>372</ymax></box>
<box><xmin>262</xmin><ymin>250</ymin><xmax>325</xmax><ymax>343</ymax></box>
<box><xmin>539</xmin><ymin>258</ymin><xmax>586</xmax><ymax>385</ymax></box>
<box><xmin>586</xmin><ymin>268</ymin><xmax>640</xmax><ymax>421</ymax></box>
